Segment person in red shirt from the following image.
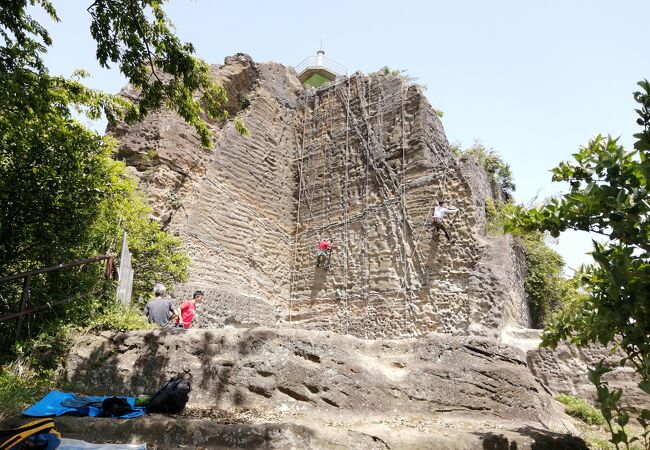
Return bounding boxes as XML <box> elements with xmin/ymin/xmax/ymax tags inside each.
<box><xmin>316</xmin><ymin>238</ymin><xmax>333</xmax><ymax>269</ymax></box>
<box><xmin>176</xmin><ymin>290</ymin><xmax>204</xmax><ymax>329</ymax></box>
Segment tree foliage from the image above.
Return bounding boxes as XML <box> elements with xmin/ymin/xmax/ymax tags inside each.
<box><xmin>1</xmin><ymin>0</ymin><xmax>242</xmax><ymax>147</ymax></box>
<box><xmin>0</xmin><ymin>1</ymin><xmax>232</xmax><ymax>348</ymax></box>
<box><xmin>507</xmin><ymin>81</ymin><xmax>650</xmax><ymax>449</ymax></box>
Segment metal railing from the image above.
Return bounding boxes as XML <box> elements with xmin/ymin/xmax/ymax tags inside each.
<box><xmin>294</xmin><ymin>54</ymin><xmax>347</xmax><ymax>76</ymax></box>
<box><xmin>0</xmin><ymin>255</ymin><xmax>114</xmax><ymax>339</ymax></box>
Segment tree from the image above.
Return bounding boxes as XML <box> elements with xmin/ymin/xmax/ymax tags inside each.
<box><xmin>1</xmin><ymin>0</ymin><xmax>239</xmax><ymax>147</ymax></box>
<box><xmin>507</xmin><ymin>81</ymin><xmax>650</xmax><ymax>449</ymax></box>
<box><xmin>0</xmin><ymin>1</ymin><xmax>240</xmax><ymax>345</ymax></box>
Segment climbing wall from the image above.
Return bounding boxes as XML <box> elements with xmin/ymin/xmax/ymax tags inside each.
<box><xmin>288</xmin><ymin>73</ymin><xmax>528</xmax><ymax>338</ymax></box>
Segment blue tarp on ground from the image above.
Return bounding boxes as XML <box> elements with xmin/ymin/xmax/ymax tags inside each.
<box><xmin>23</xmin><ymin>391</ymin><xmax>145</xmax><ymax>419</ymax></box>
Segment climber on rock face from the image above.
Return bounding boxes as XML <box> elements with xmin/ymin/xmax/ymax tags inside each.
<box><xmin>431</xmin><ymin>201</ymin><xmax>458</xmax><ymax>243</ymax></box>
<box><xmin>316</xmin><ymin>237</ymin><xmax>333</xmax><ymax>269</ymax></box>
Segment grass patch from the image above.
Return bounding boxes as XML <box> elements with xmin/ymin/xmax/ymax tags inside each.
<box><xmin>584</xmin><ymin>434</ymin><xmax>613</xmax><ymax>449</ymax></box>
<box><xmin>555</xmin><ymin>394</ymin><xmax>606</xmax><ymax>426</ymax></box>
<box><xmin>0</xmin><ymin>359</ymin><xmax>54</xmax><ymax>422</ymax></box>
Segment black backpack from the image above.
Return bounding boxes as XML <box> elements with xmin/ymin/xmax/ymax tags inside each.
<box><xmin>101</xmin><ymin>396</ymin><xmax>134</xmax><ymax>416</ymax></box>
<box><xmin>146</xmin><ymin>378</ymin><xmax>191</xmax><ymax>414</ymax></box>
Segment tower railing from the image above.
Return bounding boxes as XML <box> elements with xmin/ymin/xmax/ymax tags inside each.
<box><xmin>294</xmin><ymin>55</ymin><xmax>347</xmax><ymax>77</ymax></box>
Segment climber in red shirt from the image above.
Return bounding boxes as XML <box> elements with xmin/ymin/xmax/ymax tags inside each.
<box><xmin>176</xmin><ymin>290</ymin><xmax>205</xmax><ymax>329</ymax></box>
<box><xmin>316</xmin><ymin>238</ymin><xmax>333</xmax><ymax>269</ymax></box>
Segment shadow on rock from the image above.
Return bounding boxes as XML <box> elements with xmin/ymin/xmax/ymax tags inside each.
<box><xmin>479</xmin><ymin>427</ymin><xmax>587</xmax><ymax>450</ymax></box>
<box><xmin>66</xmin><ymin>330</ymin><xmax>170</xmax><ymax>396</ymax></box>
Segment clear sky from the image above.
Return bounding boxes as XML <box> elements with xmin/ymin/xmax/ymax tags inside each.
<box><xmin>36</xmin><ymin>1</ymin><xmax>650</xmax><ymax>271</ymax></box>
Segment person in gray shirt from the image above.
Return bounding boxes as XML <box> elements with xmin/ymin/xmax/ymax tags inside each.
<box><xmin>144</xmin><ymin>284</ymin><xmax>181</xmax><ymax>327</ymax></box>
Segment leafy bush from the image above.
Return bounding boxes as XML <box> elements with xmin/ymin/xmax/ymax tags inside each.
<box><xmin>374</xmin><ymin>66</ymin><xmax>406</xmax><ymax>77</ymax></box>
<box><xmin>508</xmin><ymin>81</ymin><xmax>650</xmax><ymax>450</ymax></box>
<box><xmin>86</xmin><ymin>146</ymin><xmax>189</xmax><ymax>303</ymax></box>
<box><xmin>556</xmin><ymin>394</ymin><xmax>607</xmax><ymax>426</ymax></box>
<box><xmin>0</xmin><ymin>141</ymin><xmax>189</xmax><ymax>349</ymax></box>
<box><xmin>453</xmin><ymin>141</ymin><xmax>516</xmax><ymax>196</ymax></box>
<box><xmin>85</xmin><ymin>303</ymin><xmax>156</xmax><ymax>333</ymax></box>
<box><xmin>370</xmin><ymin>66</ymin><xmax>426</xmax><ymax>90</ymax></box>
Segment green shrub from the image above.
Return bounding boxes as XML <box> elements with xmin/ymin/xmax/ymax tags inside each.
<box><xmin>0</xmin><ymin>139</ymin><xmax>189</xmax><ymax>350</ymax></box>
<box><xmin>555</xmin><ymin>394</ymin><xmax>606</xmax><ymax>426</ymax></box>
<box><xmin>0</xmin><ymin>300</ymin><xmax>154</xmax><ymax>421</ymax></box>
<box><xmin>453</xmin><ymin>141</ymin><xmax>516</xmax><ymax>196</ymax></box>
<box><xmin>370</xmin><ymin>66</ymin><xmax>426</xmax><ymax>90</ymax></box>
<box><xmin>85</xmin><ymin>303</ymin><xmax>156</xmax><ymax>333</ymax></box>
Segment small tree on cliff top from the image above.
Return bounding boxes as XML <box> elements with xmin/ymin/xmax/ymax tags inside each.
<box><xmin>507</xmin><ymin>81</ymin><xmax>650</xmax><ymax>449</ymax></box>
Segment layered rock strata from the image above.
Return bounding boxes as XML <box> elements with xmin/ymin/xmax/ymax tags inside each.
<box><xmin>57</xmin><ymin>328</ymin><xmax>586</xmax><ymax>449</ymax></box>
<box><xmin>111</xmin><ymin>54</ymin><xmax>529</xmax><ymax>338</ymax></box>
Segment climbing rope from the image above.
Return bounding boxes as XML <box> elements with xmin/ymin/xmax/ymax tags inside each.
<box><xmin>289</xmin><ymin>93</ymin><xmax>310</xmax><ymax>324</ymax></box>
<box><xmin>349</xmin><ymin>77</ymin><xmax>413</xmax><ymax>311</ymax></box>
<box><xmin>341</xmin><ymin>78</ymin><xmax>351</xmax><ymax>335</ymax></box>
<box><xmin>361</xmin><ymin>78</ymin><xmax>372</xmax><ymax>320</ymax></box>
<box><xmin>399</xmin><ymin>84</ymin><xmax>417</xmax><ymax>321</ymax></box>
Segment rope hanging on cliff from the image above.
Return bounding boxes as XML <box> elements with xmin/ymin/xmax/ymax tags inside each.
<box><xmin>399</xmin><ymin>84</ymin><xmax>417</xmax><ymax>321</ymax></box>
<box><xmin>289</xmin><ymin>93</ymin><xmax>310</xmax><ymax>324</ymax></box>
<box><xmin>341</xmin><ymin>78</ymin><xmax>351</xmax><ymax>335</ymax></box>
<box><xmin>361</xmin><ymin>78</ymin><xmax>372</xmax><ymax>319</ymax></box>
<box><xmin>412</xmin><ymin>142</ymin><xmax>454</xmax><ymax>253</ymax></box>
<box><xmin>351</xmin><ymin>77</ymin><xmax>417</xmax><ymax>316</ymax></box>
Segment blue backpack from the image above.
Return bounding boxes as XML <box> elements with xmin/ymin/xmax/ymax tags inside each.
<box><xmin>0</xmin><ymin>418</ymin><xmax>60</xmax><ymax>450</ymax></box>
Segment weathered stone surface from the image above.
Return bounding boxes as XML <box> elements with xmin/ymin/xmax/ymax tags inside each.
<box><xmin>528</xmin><ymin>342</ymin><xmax>649</xmax><ymax>414</ymax></box>
<box><xmin>111</xmin><ymin>54</ymin><xmax>301</xmax><ymax>328</ymax></box>
<box><xmin>111</xmin><ymin>55</ymin><xmax>528</xmax><ymax>339</ymax></box>
<box><xmin>287</xmin><ymin>74</ymin><xmax>528</xmax><ymax>338</ymax></box>
<box><xmin>53</xmin><ymin>327</ymin><xmax>589</xmax><ymax>449</ymax></box>
<box><xmin>2</xmin><ymin>414</ymin><xmax>588</xmax><ymax>450</ymax></box>
<box><xmin>97</xmin><ymin>53</ymin><xmax>643</xmax><ymax>447</ymax></box>
<box><xmin>64</xmin><ymin>329</ymin><xmax>556</xmax><ymax>424</ymax></box>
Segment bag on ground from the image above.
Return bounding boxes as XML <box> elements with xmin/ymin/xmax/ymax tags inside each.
<box><xmin>0</xmin><ymin>418</ymin><xmax>61</xmax><ymax>450</ymax></box>
<box><xmin>146</xmin><ymin>378</ymin><xmax>191</xmax><ymax>414</ymax></box>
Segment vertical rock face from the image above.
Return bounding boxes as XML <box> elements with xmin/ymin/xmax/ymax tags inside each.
<box><xmin>111</xmin><ymin>54</ymin><xmax>529</xmax><ymax>338</ymax></box>
<box><xmin>289</xmin><ymin>73</ymin><xmax>529</xmax><ymax>338</ymax></box>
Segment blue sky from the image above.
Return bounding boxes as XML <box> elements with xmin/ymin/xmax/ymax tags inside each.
<box><xmin>36</xmin><ymin>1</ymin><xmax>650</xmax><ymax>270</ymax></box>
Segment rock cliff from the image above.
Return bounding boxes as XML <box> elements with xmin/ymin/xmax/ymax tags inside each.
<box><xmin>111</xmin><ymin>53</ymin><xmax>529</xmax><ymax>339</ymax></box>
<box><xmin>67</xmin><ymin>53</ymin><xmax>644</xmax><ymax>448</ymax></box>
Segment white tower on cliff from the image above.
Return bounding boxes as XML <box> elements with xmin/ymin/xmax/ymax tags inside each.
<box><xmin>295</xmin><ymin>49</ymin><xmax>346</xmax><ymax>88</ymax></box>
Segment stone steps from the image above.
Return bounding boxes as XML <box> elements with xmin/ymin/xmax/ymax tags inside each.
<box><xmin>2</xmin><ymin>414</ymin><xmax>588</xmax><ymax>449</ymax></box>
